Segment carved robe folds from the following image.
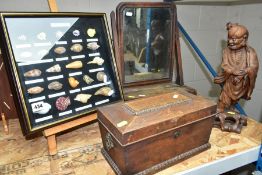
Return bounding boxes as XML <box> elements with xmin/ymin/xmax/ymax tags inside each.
<box><xmin>215</xmin><ymin>46</ymin><xmax>259</xmax><ymax>108</ymax></box>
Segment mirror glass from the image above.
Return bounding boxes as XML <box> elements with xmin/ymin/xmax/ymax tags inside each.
<box><xmin>122</xmin><ymin>7</ymin><xmax>172</xmax><ymax>83</ymax></box>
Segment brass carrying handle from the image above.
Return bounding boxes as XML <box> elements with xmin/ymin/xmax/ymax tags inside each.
<box><xmin>173</xmin><ymin>131</ymin><xmax>181</xmax><ymax>139</ymax></box>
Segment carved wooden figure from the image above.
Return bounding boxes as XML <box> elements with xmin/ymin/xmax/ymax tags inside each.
<box><xmin>214</xmin><ymin>23</ymin><xmax>259</xmax><ymax>133</ymax></box>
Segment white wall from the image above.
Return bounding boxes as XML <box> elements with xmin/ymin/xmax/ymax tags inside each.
<box><xmin>177</xmin><ymin>3</ymin><xmax>262</xmax><ymax>122</ymax></box>
<box><xmin>0</xmin><ymin>0</ymin><xmax>261</xmax><ymax>122</ymax></box>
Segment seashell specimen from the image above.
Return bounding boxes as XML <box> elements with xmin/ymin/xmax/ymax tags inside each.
<box><xmin>66</xmin><ymin>61</ymin><xmax>83</xmax><ymax>69</ymax></box>
<box><xmin>24</xmin><ymin>69</ymin><xmax>42</xmax><ymax>77</ymax></box>
<box><xmin>83</xmin><ymin>75</ymin><xmax>94</xmax><ymax>84</ymax></box>
<box><xmin>87</xmin><ymin>28</ymin><xmax>96</xmax><ymax>37</ymax></box>
<box><xmin>96</xmin><ymin>72</ymin><xmax>107</xmax><ymax>82</ymax></box>
<box><xmin>73</xmin><ymin>30</ymin><xmax>80</xmax><ymax>36</ymax></box>
<box><xmin>68</xmin><ymin>77</ymin><xmax>79</xmax><ymax>88</ymax></box>
<box><xmin>37</xmin><ymin>32</ymin><xmax>46</xmax><ymax>40</ymax></box>
<box><xmin>70</xmin><ymin>44</ymin><xmax>83</xmax><ymax>53</ymax></box>
<box><xmin>48</xmin><ymin>81</ymin><xmax>63</xmax><ymax>90</ymax></box>
<box><xmin>74</xmin><ymin>94</ymin><xmax>92</xmax><ymax>103</ymax></box>
<box><xmin>87</xmin><ymin>42</ymin><xmax>100</xmax><ymax>50</ymax></box>
<box><xmin>20</xmin><ymin>52</ymin><xmax>32</xmax><ymax>58</ymax></box>
<box><xmin>54</xmin><ymin>46</ymin><xmax>66</xmax><ymax>54</ymax></box>
<box><xmin>56</xmin><ymin>97</ymin><xmax>71</xmax><ymax>111</ymax></box>
<box><xmin>27</xmin><ymin>86</ymin><xmax>44</xmax><ymax>94</ymax></box>
<box><xmin>46</xmin><ymin>64</ymin><xmax>61</xmax><ymax>73</ymax></box>
<box><xmin>87</xmin><ymin>57</ymin><xmax>104</xmax><ymax>66</ymax></box>
<box><xmin>32</xmin><ymin>102</ymin><xmax>51</xmax><ymax>115</ymax></box>
<box><xmin>95</xmin><ymin>87</ymin><xmax>114</xmax><ymax>96</ymax></box>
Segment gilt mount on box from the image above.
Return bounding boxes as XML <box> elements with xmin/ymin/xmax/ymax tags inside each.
<box><xmin>214</xmin><ymin>22</ymin><xmax>259</xmax><ymax>133</ymax></box>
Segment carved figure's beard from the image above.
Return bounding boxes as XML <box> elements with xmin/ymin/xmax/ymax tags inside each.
<box><xmin>228</xmin><ymin>38</ymin><xmax>247</xmax><ymax>50</ymax></box>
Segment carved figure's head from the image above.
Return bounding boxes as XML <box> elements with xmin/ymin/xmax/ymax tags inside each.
<box><xmin>226</xmin><ymin>22</ymin><xmax>249</xmax><ymax>50</ymax></box>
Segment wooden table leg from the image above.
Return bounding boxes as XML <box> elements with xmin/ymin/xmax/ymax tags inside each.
<box><xmin>47</xmin><ymin>135</ymin><xmax>57</xmax><ymax>155</ymax></box>
<box><xmin>1</xmin><ymin>112</ymin><xmax>8</xmax><ymax>134</ymax></box>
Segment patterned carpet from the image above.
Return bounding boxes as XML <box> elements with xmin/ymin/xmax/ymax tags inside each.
<box><xmin>0</xmin><ymin>119</ymin><xmax>115</xmax><ymax>175</ymax></box>
<box><xmin>0</xmin><ymin>118</ymin><xmax>261</xmax><ymax>175</ymax></box>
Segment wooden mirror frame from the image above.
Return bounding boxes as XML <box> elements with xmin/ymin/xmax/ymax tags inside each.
<box><xmin>115</xmin><ymin>2</ymin><xmax>184</xmax><ymax>87</ymax></box>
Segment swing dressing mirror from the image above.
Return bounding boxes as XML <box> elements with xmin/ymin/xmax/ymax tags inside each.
<box><xmin>116</xmin><ymin>2</ymin><xmax>183</xmax><ymax>87</ymax></box>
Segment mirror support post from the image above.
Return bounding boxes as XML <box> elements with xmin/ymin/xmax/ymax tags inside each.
<box><xmin>145</xmin><ymin>8</ymin><xmax>152</xmax><ymax>71</ymax></box>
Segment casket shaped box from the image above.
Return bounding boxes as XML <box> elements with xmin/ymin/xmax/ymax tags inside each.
<box><xmin>98</xmin><ymin>91</ymin><xmax>217</xmax><ymax>175</ymax></box>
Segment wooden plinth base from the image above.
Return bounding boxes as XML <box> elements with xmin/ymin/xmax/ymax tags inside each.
<box><xmin>102</xmin><ymin>143</ymin><xmax>211</xmax><ymax>175</ymax></box>
<box><xmin>43</xmin><ymin>113</ymin><xmax>97</xmax><ymax>155</ymax></box>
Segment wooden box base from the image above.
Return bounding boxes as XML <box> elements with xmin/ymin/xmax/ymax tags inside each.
<box><xmin>98</xmin><ymin>91</ymin><xmax>216</xmax><ymax>175</ymax></box>
<box><xmin>101</xmin><ymin>143</ymin><xmax>210</xmax><ymax>175</ymax></box>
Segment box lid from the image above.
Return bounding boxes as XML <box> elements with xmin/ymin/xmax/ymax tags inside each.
<box><xmin>97</xmin><ymin>91</ymin><xmax>217</xmax><ymax>146</ymax></box>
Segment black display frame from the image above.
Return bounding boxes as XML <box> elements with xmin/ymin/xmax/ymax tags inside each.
<box><xmin>0</xmin><ymin>12</ymin><xmax>123</xmax><ymax>136</ymax></box>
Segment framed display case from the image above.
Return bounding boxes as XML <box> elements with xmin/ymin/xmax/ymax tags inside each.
<box><xmin>0</xmin><ymin>12</ymin><xmax>122</xmax><ymax>136</ymax></box>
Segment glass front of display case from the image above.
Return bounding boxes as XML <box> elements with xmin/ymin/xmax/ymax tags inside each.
<box><xmin>0</xmin><ymin>13</ymin><xmax>122</xmax><ymax>134</ymax></box>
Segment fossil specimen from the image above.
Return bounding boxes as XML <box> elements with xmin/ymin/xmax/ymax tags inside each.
<box><xmin>46</xmin><ymin>64</ymin><xmax>61</xmax><ymax>73</ymax></box>
<box><xmin>56</xmin><ymin>97</ymin><xmax>71</xmax><ymax>111</ymax></box>
<box><xmin>70</xmin><ymin>43</ymin><xmax>83</xmax><ymax>52</ymax></box>
<box><xmin>95</xmin><ymin>87</ymin><xmax>114</xmax><ymax>96</ymax></box>
<box><xmin>87</xmin><ymin>57</ymin><xmax>104</xmax><ymax>66</ymax></box>
<box><xmin>87</xmin><ymin>42</ymin><xmax>100</xmax><ymax>50</ymax></box>
<box><xmin>27</xmin><ymin>86</ymin><xmax>44</xmax><ymax>94</ymax></box>
<box><xmin>66</xmin><ymin>61</ymin><xmax>83</xmax><ymax>69</ymax></box>
<box><xmin>83</xmin><ymin>75</ymin><xmax>94</xmax><ymax>84</ymax></box>
<box><xmin>74</xmin><ymin>94</ymin><xmax>92</xmax><ymax>103</ymax></box>
<box><xmin>24</xmin><ymin>69</ymin><xmax>42</xmax><ymax>77</ymax></box>
<box><xmin>48</xmin><ymin>81</ymin><xmax>63</xmax><ymax>90</ymax></box>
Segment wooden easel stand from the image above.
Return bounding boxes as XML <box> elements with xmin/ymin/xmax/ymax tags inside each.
<box><xmin>43</xmin><ymin>113</ymin><xmax>97</xmax><ymax>155</ymax></box>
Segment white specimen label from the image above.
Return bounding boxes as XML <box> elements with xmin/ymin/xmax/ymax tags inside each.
<box><xmin>28</xmin><ymin>96</ymin><xmax>46</xmax><ymax>103</ymax></box>
<box><xmin>35</xmin><ymin>115</ymin><xmax>53</xmax><ymax>123</ymax></box>
<box><xmin>75</xmin><ymin>104</ymin><xmax>92</xmax><ymax>112</ymax></box>
<box><xmin>25</xmin><ymin>79</ymin><xmax>44</xmax><ymax>85</ymax></box>
<box><xmin>95</xmin><ymin>99</ymin><xmax>109</xmax><ymax>106</ymax></box>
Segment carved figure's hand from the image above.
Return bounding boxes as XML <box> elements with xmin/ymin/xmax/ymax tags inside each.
<box><xmin>232</xmin><ymin>77</ymin><xmax>240</xmax><ymax>85</ymax></box>
<box><xmin>233</xmin><ymin>69</ymin><xmax>246</xmax><ymax>76</ymax></box>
